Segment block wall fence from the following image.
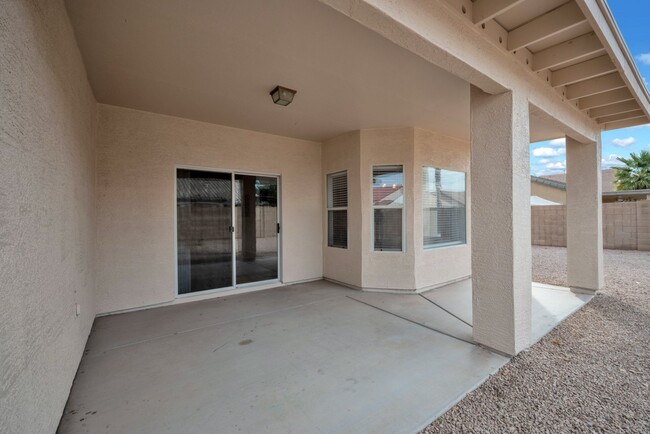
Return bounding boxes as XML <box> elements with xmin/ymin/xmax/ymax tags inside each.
<box><xmin>532</xmin><ymin>202</ymin><xmax>650</xmax><ymax>251</ymax></box>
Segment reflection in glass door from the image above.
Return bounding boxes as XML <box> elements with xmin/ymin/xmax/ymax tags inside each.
<box><xmin>177</xmin><ymin>169</ymin><xmax>234</xmax><ymax>294</ymax></box>
<box><xmin>235</xmin><ymin>175</ymin><xmax>279</xmax><ymax>285</ymax></box>
<box><xmin>176</xmin><ymin>169</ymin><xmax>279</xmax><ymax>295</ymax></box>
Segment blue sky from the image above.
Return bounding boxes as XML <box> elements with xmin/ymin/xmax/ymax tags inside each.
<box><xmin>530</xmin><ymin>1</ymin><xmax>650</xmax><ymax>176</ymax></box>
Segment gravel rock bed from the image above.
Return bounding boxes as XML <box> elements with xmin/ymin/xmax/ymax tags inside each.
<box><xmin>422</xmin><ymin>246</ymin><xmax>650</xmax><ymax>434</ymax></box>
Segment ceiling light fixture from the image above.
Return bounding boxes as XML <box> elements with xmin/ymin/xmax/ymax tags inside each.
<box><xmin>270</xmin><ymin>85</ymin><xmax>297</xmax><ymax>106</ymax></box>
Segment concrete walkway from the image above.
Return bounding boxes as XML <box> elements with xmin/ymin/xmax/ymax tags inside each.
<box><xmin>59</xmin><ymin>280</ymin><xmax>589</xmax><ymax>434</ymax></box>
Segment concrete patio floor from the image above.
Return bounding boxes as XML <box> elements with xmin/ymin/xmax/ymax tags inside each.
<box><xmin>58</xmin><ymin>280</ymin><xmax>591</xmax><ymax>433</ymax></box>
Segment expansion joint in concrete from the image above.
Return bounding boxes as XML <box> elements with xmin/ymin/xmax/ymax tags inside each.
<box><xmin>346</xmin><ymin>296</ymin><xmax>475</xmax><ymax>346</ymax></box>
<box><xmin>418</xmin><ymin>294</ymin><xmax>473</xmax><ymax>328</ymax></box>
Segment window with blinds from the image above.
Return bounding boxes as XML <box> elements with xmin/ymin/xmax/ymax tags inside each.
<box><xmin>422</xmin><ymin>167</ymin><xmax>466</xmax><ymax>248</ymax></box>
<box><xmin>372</xmin><ymin>165</ymin><xmax>404</xmax><ymax>251</ymax></box>
<box><xmin>327</xmin><ymin>171</ymin><xmax>348</xmax><ymax>248</ymax></box>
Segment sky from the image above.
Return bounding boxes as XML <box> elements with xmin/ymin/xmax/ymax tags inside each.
<box><xmin>530</xmin><ymin>1</ymin><xmax>650</xmax><ymax>176</ymax></box>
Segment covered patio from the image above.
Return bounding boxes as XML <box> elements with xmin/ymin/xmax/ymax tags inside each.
<box><xmin>58</xmin><ymin>280</ymin><xmax>590</xmax><ymax>433</ymax></box>
<box><xmin>3</xmin><ymin>0</ymin><xmax>650</xmax><ymax>433</ymax></box>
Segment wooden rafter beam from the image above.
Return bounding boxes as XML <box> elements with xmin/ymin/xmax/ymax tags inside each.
<box><xmin>508</xmin><ymin>2</ymin><xmax>586</xmax><ymax>51</ymax></box>
<box><xmin>577</xmin><ymin>87</ymin><xmax>634</xmax><ymax>110</ymax></box>
<box><xmin>532</xmin><ymin>32</ymin><xmax>604</xmax><ymax>72</ymax></box>
<box><xmin>472</xmin><ymin>0</ymin><xmax>526</xmax><ymax>25</ymax></box>
<box><xmin>602</xmin><ymin>117</ymin><xmax>650</xmax><ymax>131</ymax></box>
<box><xmin>588</xmin><ymin>100</ymin><xmax>640</xmax><ymax>118</ymax></box>
<box><xmin>596</xmin><ymin>110</ymin><xmax>645</xmax><ymax>124</ymax></box>
<box><xmin>551</xmin><ymin>55</ymin><xmax>616</xmax><ymax>87</ymax></box>
<box><xmin>566</xmin><ymin>73</ymin><xmax>626</xmax><ymax>100</ymax></box>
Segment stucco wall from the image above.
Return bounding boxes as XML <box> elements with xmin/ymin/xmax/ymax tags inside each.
<box><xmin>95</xmin><ymin>105</ymin><xmax>323</xmax><ymax>314</ymax></box>
<box><xmin>322</xmin><ymin>131</ymin><xmax>363</xmax><ymax>287</ymax></box>
<box><xmin>531</xmin><ymin>182</ymin><xmax>566</xmax><ymax>204</ymax></box>
<box><xmin>322</xmin><ymin>127</ymin><xmax>471</xmax><ymax>291</ymax></box>
<box><xmin>0</xmin><ymin>1</ymin><xmax>97</xmax><ymax>433</ymax></box>
<box><xmin>413</xmin><ymin>128</ymin><xmax>471</xmax><ymax>289</ymax></box>
<box><xmin>360</xmin><ymin>128</ymin><xmax>417</xmax><ymax>290</ymax></box>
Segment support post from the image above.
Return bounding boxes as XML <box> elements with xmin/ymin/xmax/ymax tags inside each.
<box><xmin>470</xmin><ymin>86</ymin><xmax>532</xmax><ymax>356</ymax></box>
<box><xmin>566</xmin><ymin>135</ymin><xmax>604</xmax><ymax>291</ymax></box>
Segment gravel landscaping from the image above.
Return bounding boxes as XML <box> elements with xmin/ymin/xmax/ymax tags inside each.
<box><xmin>423</xmin><ymin>246</ymin><xmax>650</xmax><ymax>434</ymax></box>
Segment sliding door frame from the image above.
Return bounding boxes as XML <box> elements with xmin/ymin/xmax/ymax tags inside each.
<box><xmin>174</xmin><ymin>164</ymin><xmax>282</xmax><ymax>299</ymax></box>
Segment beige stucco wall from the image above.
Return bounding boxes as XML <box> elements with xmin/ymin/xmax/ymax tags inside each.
<box><xmin>0</xmin><ymin>1</ymin><xmax>97</xmax><ymax>433</ymax></box>
<box><xmin>322</xmin><ymin>131</ymin><xmax>363</xmax><ymax>287</ymax></box>
<box><xmin>95</xmin><ymin>104</ymin><xmax>323</xmax><ymax>314</ymax></box>
<box><xmin>413</xmin><ymin>128</ymin><xmax>471</xmax><ymax>289</ymax></box>
<box><xmin>322</xmin><ymin>127</ymin><xmax>471</xmax><ymax>291</ymax></box>
<box><xmin>360</xmin><ymin>128</ymin><xmax>417</xmax><ymax>290</ymax></box>
<box><xmin>531</xmin><ymin>182</ymin><xmax>566</xmax><ymax>204</ymax></box>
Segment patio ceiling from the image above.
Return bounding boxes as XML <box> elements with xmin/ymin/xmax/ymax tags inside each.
<box><xmin>64</xmin><ymin>0</ymin><xmax>470</xmax><ymax>141</ymax></box>
<box><xmin>64</xmin><ymin>0</ymin><xmax>569</xmax><ymax>143</ymax></box>
<box><xmin>444</xmin><ymin>0</ymin><xmax>650</xmax><ymax>131</ymax></box>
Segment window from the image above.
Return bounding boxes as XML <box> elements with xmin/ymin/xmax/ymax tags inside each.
<box><xmin>372</xmin><ymin>165</ymin><xmax>404</xmax><ymax>251</ymax></box>
<box><xmin>422</xmin><ymin>167</ymin><xmax>466</xmax><ymax>248</ymax></box>
<box><xmin>327</xmin><ymin>171</ymin><xmax>348</xmax><ymax>248</ymax></box>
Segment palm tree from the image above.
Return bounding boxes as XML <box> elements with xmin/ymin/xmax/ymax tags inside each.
<box><xmin>614</xmin><ymin>150</ymin><xmax>650</xmax><ymax>190</ymax></box>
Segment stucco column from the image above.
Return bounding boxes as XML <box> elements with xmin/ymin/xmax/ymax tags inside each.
<box><xmin>470</xmin><ymin>86</ymin><xmax>532</xmax><ymax>356</ymax></box>
<box><xmin>566</xmin><ymin>135</ymin><xmax>604</xmax><ymax>291</ymax></box>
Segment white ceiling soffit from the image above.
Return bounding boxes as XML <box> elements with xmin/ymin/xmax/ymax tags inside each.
<box><xmin>446</xmin><ymin>0</ymin><xmax>650</xmax><ymax>130</ymax></box>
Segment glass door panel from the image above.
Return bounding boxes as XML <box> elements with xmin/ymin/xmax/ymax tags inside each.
<box><xmin>177</xmin><ymin>169</ymin><xmax>233</xmax><ymax>293</ymax></box>
<box><xmin>234</xmin><ymin>175</ymin><xmax>278</xmax><ymax>285</ymax></box>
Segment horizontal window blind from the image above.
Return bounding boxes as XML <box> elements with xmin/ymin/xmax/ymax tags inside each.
<box><xmin>422</xmin><ymin>167</ymin><xmax>466</xmax><ymax>248</ymax></box>
<box><xmin>328</xmin><ymin>210</ymin><xmax>348</xmax><ymax>248</ymax></box>
<box><xmin>374</xmin><ymin>208</ymin><xmax>403</xmax><ymax>251</ymax></box>
<box><xmin>328</xmin><ymin>171</ymin><xmax>348</xmax><ymax>208</ymax></box>
<box><xmin>327</xmin><ymin>171</ymin><xmax>348</xmax><ymax>248</ymax></box>
<box><xmin>373</xmin><ymin>165</ymin><xmax>404</xmax><ymax>251</ymax></box>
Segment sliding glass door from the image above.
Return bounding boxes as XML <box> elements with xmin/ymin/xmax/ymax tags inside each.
<box><xmin>176</xmin><ymin>169</ymin><xmax>279</xmax><ymax>295</ymax></box>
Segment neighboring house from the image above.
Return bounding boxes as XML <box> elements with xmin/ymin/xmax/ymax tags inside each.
<box><xmin>531</xmin><ymin>176</ymin><xmax>570</xmax><ymax>204</ymax></box>
<box><xmin>531</xmin><ymin>169</ymin><xmax>650</xmax><ymax>203</ymax></box>
<box><xmin>3</xmin><ymin>0</ymin><xmax>650</xmax><ymax>432</ymax></box>
<box><xmin>544</xmin><ymin>167</ymin><xmax>619</xmax><ymax>192</ymax></box>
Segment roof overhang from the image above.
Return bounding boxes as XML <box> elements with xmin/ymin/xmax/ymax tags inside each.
<box><xmin>443</xmin><ymin>0</ymin><xmax>649</xmax><ymax>130</ymax></box>
<box><xmin>531</xmin><ymin>176</ymin><xmax>567</xmax><ymax>190</ymax></box>
<box><xmin>603</xmin><ymin>190</ymin><xmax>650</xmax><ymax>198</ymax></box>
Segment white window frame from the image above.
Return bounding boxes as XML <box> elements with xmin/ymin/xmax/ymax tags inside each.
<box><xmin>422</xmin><ymin>166</ymin><xmax>467</xmax><ymax>250</ymax></box>
<box><xmin>173</xmin><ymin>164</ymin><xmax>282</xmax><ymax>299</ymax></box>
<box><xmin>371</xmin><ymin>164</ymin><xmax>405</xmax><ymax>253</ymax></box>
<box><xmin>326</xmin><ymin>170</ymin><xmax>349</xmax><ymax>249</ymax></box>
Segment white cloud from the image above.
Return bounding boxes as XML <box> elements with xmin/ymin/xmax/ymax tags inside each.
<box><xmin>545</xmin><ymin>161</ymin><xmax>566</xmax><ymax>170</ymax></box>
<box><xmin>612</xmin><ymin>137</ymin><xmax>636</xmax><ymax>147</ymax></box>
<box><xmin>538</xmin><ymin>158</ymin><xmax>551</xmax><ymax>164</ymax></box>
<box><xmin>637</xmin><ymin>53</ymin><xmax>650</xmax><ymax>65</ymax></box>
<box><xmin>549</xmin><ymin>138</ymin><xmax>565</xmax><ymax>147</ymax></box>
<box><xmin>533</xmin><ymin>147</ymin><xmax>566</xmax><ymax>157</ymax></box>
<box><xmin>602</xmin><ymin>154</ymin><xmax>622</xmax><ymax>168</ymax></box>
<box><xmin>533</xmin><ymin>169</ymin><xmax>564</xmax><ymax>176</ymax></box>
